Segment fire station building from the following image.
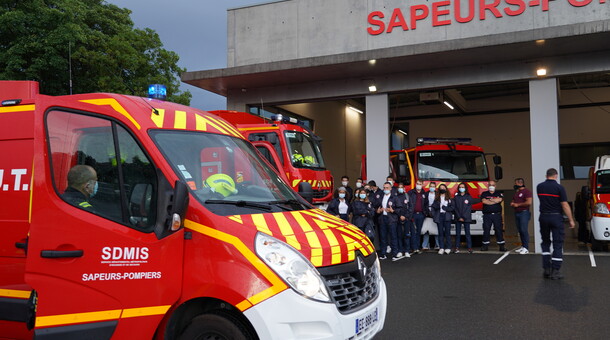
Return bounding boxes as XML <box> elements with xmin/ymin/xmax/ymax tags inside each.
<box><xmin>183</xmin><ymin>0</ymin><xmax>610</xmax><ymax>251</ymax></box>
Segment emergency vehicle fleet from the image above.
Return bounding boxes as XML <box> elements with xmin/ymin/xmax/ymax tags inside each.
<box><xmin>365</xmin><ymin>137</ymin><xmax>503</xmax><ymax>236</ymax></box>
<box><xmin>0</xmin><ymin>81</ymin><xmax>386</xmax><ymax>339</ymax></box>
<box><xmin>211</xmin><ymin>110</ymin><xmax>333</xmax><ymax>205</ymax></box>
<box><xmin>584</xmin><ymin>155</ymin><xmax>610</xmax><ymax>250</ymax></box>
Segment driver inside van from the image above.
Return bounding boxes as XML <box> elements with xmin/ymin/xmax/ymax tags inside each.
<box><xmin>62</xmin><ymin>164</ymin><xmax>98</xmax><ymax>210</ymax></box>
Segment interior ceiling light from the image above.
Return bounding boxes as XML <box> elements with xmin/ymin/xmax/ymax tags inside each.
<box><xmin>443</xmin><ymin>101</ymin><xmax>455</xmax><ymax>110</ymax></box>
<box><xmin>368</xmin><ymin>85</ymin><xmax>377</xmax><ymax>92</ymax></box>
<box><xmin>347</xmin><ymin>106</ymin><xmax>363</xmax><ymax>114</ymax></box>
<box><xmin>398</xmin><ymin>129</ymin><xmax>408</xmax><ymax>136</ymax></box>
<box><xmin>537</xmin><ymin>68</ymin><xmax>547</xmax><ymax>76</ymax></box>
<box><xmin>368</xmin><ymin>59</ymin><xmax>377</xmax><ymax>65</ymax></box>
<box><xmin>536</xmin><ymin>39</ymin><xmax>545</xmax><ymax>45</ymax></box>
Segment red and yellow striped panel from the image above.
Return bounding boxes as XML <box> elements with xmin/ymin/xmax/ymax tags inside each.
<box><xmin>228</xmin><ymin>209</ymin><xmax>374</xmax><ymax>267</ymax></box>
<box><xmin>290</xmin><ymin>179</ymin><xmax>332</xmax><ymax>190</ymax></box>
<box><xmin>149</xmin><ymin>109</ymin><xmax>244</xmax><ymax>138</ymax></box>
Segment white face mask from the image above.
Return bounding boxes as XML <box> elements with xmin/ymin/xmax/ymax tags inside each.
<box><xmin>388</xmin><ymin>181</ymin><xmax>393</xmax><ymax>186</ymax></box>
<box><xmin>341</xmin><ymin>181</ymin><xmax>348</xmax><ymax>187</ymax></box>
<box><xmin>489</xmin><ymin>186</ymin><xmax>496</xmax><ymax>192</ymax></box>
<box><xmin>356</xmin><ymin>182</ymin><xmax>362</xmax><ymax>188</ymax></box>
<box><xmin>416</xmin><ymin>184</ymin><xmax>422</xmax><ymax>191</ymax></box>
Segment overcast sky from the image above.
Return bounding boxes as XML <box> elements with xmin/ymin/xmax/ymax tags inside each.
<box><xmin>107</xmin><ymin>0</ymin><xmax>258</xmax><ymax>110</ymax></box>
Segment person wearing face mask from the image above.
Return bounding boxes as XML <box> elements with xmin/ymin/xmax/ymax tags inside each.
<box><xmin>386</xmin><ymin>176</ymin><xmax>398</xmax><ymax>196</ymax></box>
<box><xmin>407</xmin><ymin>180</ymin><xmax>428</xmax><ymax>254</ymax></box>
<box><xmin>431</xmin><ymin>184</ymin><xmax>454</xmax><ymax>254</ymax></box>
<box><xmin>355</xmin><ymin>177</ymin><xmax>364</xmax><ymax>190</ymax></box>
<box><xmin>421</xmin><ymin>182</ymin><xmax>441</xmax><ymax>251</ymax></box>
<box><xmin>395</xmin><ymin>183</ymin><xmax>413</xmax><ymax>258</ymax></box>
<box><xmin>375</xmin><ymin>182</ymin><xmax>402</xmax><ymax>260</ymax></box>
<box><xmin>62</xmin><ymin>164</ymin><xmax>98</xmax><ymax>210</ymax></box>
<box><xmin>335</xmin><ymin>175</ymin><xmax>353</xmax><ymax>201</ymax></box>
<box><xmin>453</xmin><ymin>182</ymin><xmax>477</xmax><ymax>253</ymax></box>
<box><xmin>510</xmin><ymin>178</ymin><xmax>532</xmax><ymax>254</ymax></box>
<box><xmin>480</xmin><ymin>180</ymin><xmax>506</xmax><ymax>251</ymax></box>
<box><xmin>326</xmin><ymin>187</ymin><xmax>352</xmax><ymax>222</ymax></box>
<box><xmin>352</xmin><ymin>188</ymin><xmax>375</xmax><ymax>239</ymax></box>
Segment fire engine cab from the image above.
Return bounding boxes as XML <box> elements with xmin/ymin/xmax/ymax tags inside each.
<box><xmin>583</xmin><ymin>155</ymin><xmax>610</xmax><ymax>250</ymax></box>
<box><xmin>0</xmin><ymin>81</ymin><xmax>386</xmax><ymax>340</ymax></box>
<box><xmin>364</xmin><ymin>137</ymin><xmax>502</xmax><ymax>236</ymax></box>
<box><xmin>210</xmin><ymin>110</ymin><xmax>333</xmax><ymax>205</ymax></box>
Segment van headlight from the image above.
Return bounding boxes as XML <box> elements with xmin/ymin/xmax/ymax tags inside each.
<box><xmin>255</xmin><ymin>232</ymin><xmax>331</xmax><ymax>302</ymax></box>
<box><xmin>594</xmin><ymin>203</ymin><xmax>610</xmax><ymax>215</ymax></box>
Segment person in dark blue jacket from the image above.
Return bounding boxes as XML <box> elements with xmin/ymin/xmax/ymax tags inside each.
<box><xmin>431</xmin><ymin>183</ymin><xmax>454</xmax><ymax>254</ymax></box>
<box><xmin>352</xmin><ymin>188</ymin><xmax>375</xmax><ymax>240</ymax></box>
<box><xmin>453</xmin><ymin>182</ymin><xmax>477</xmax><ymax>253</ymax></box>
<box><xmin>326</xmin><ymin>187</ymin><xmax>352</xmax><ymax>222</ymax></box>
<box><xmin>375</xmin><ymin>182</ymin><xmax>403</xmax><ymax>261</ymax></box>
<box><xmin>395</xmin><ymin>183</ymin><xmax>413</xmax><ymax>258</ymax></box>
<box><xmin>407</xmin><ymin>180</ymin><xmax>428</xmax><ymax>254</ymax></box>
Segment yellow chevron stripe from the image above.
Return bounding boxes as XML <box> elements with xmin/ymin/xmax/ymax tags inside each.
<box><xmin>174</xmin><ymin>110</ymin><xmax>186</xmax><ymax>129</ymax></box>
<box><xmin>252</xmin><ymin>214</ymin><xmax>272</xmax><ymax>235</ymax></box>
<box><xmin>0</xmin><ymin>289</ymin><xmax>30</xmax><ymax>299</ymax></box>
<box><xmin>80</xmin><ymin>98</ymin><xmax>140</xmax><ymax>130</ymax></box>
<box><xmin>272</xmin><ymin>212</ymin><xmax>300</xmax><ymax>250</ymax></box>
<box><xmin>0</xmin><ymin>105</ymin><xmax>35</xmax><ymax>113</ymax></box>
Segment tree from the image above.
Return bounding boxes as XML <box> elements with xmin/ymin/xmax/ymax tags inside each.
<box><xmin>0</xmin><ymin>0</ymin><xmax>191</xmax><ymax>105</ymax></box>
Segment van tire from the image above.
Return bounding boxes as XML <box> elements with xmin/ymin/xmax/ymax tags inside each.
<box><xmin>591</xmin><ymin>237</ymin><xmax>603</xmax><ymax>252</ymax></box>
<box><xmin>178</xmin><ymin>312</ymin><xmax>253</xmax><ymax>340</ymax></box>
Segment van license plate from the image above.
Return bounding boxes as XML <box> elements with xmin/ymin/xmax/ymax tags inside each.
<box><xmin>355</xmin><ymin>307</ymin><xmax>378</xmax><ymax>335</ymax></box>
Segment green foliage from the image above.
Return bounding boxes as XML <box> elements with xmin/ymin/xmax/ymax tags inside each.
<box><xmin>0</xmin><ymin>0</ymin><xmax>191</xmax><ymax>105</ymax></box>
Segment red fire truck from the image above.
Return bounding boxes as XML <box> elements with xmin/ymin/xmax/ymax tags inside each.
<box><xmin>364</xmin><ymin>137</ymin><xmax>502</xmax><ymax>236</ymax></box>
<box><xmin>211</xmin><ymin>110</ymin><xmax>333</xmax><ymax>205</ymax></box>
<box><xmin>583</xmin><ymin>155</ymin><xmax>610</xmax><ymax>250</ymax></box>
<box><xmin>0</xmin><ymin>81</ymin><xmax>386</xmax><ymax>339</ymax></box>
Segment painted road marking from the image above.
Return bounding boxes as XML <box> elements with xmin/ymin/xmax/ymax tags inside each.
<box><xmin>493</xmin><ymin>251</ymin><xmax>510</xmax><ymax>264</ymax></box>
<box><xmin>588</xmin><ymin>245</ymin><xmax>597</xmax><ymax>268</ymax></box>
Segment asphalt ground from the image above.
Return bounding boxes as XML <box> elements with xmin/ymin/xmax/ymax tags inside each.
<box><xmin>374</xmin><ymin>249</ymin><xmax>610</xmax><ymax>340</ymax></box>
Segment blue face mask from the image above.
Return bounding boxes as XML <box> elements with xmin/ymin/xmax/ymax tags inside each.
<box><xmin>89</xmin><ymin>180</ymin><xmax>98</xmax><ymax>198</ymax></box>
<box><xmin>459</xmin><ymin>187</ymin><xmax>466</xmax><ymax>193</ymax></box>
<box><xmin>339</xmin><ymin>193</ymin><xmax>346</xmax><ymax>199</ymax></box>
<box><xmin>359</xmin><ymin>193</ymin><xmax>367</xmax><ymax>199</ymax></box>
<box><xmin>383</xmin><ymin>189</ymin><xmax>391</xmax><ymax>195</ymax></box>
<box><xmin>429</xmin><ymin>187</ymin><xmax>436</xmax><ymax>193</ymax></box>
<box><xmin>398</xmin><ymin>188</ymin><xmax>404</xmax><ymax>194</ymax></box>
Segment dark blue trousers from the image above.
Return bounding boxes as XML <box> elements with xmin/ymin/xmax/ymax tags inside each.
<box><xmin>540</xmin><ymin>213</ymin><xmax>564</xmax><ymax>270</ymax></box>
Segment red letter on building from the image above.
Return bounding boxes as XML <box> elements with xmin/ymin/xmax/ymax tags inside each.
<box><xmin>368</xmin><ymin>11</ymin><xmax>386</xmax><ymax>35</ymax></box>
<box><xmin>479</xmin><ymin>0</ymin><xmax>503</xmax><ymax>20</ymax></box>
<box><xmin>432</xmin><ymin>1</ymin><xmax>452</xmax><ymax>26</ymax></box>
<box><xmin>410</xmin><ymin>5</ymin><xmax>430</xmax><ymax>29</ymax></box>
<box><xmin>387</xmin><ymin>8</ymin><xmax>409</xmax><ymax>33</ymax></box>
<box><xmin>454</xmin><ymin>0</ymin><xmax>475</xmax><ymax>23</ymax></box>
<box><xmin>568</xmin><ymin>0</ymin><xmax>592</xmax><ymax>6</ymax></box>
<box><xmin>504</xmin><ymin>0</ymin><xmax>526</xmax><ymax>16</ymax></box>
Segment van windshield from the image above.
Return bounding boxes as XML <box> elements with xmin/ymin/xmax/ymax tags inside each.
<box><xmin>284</xmin><ymin>131</ymin><xmax>326</xmax><ymax>169</ymax></box>
<box><xmin>151</xmin><ymin>131</ymin><xmax>309</xmax><ymax>215</ymax></box>
<box><xmin>417</xmin><ymin>151</ymin><xmax>489</xmax><ymax>181</ymax></box>
<box><xmin>596</xmin><ymin>170</ymin><xmax>610</xmax><ymax>194</ymax></box>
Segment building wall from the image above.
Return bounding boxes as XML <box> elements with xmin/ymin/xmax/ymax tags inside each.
<box><xmin>228</xmin><ymin>0</ymin><xmax>610</xmax><ymax>67</ymax></box>
<box><xmin>278</xmin><ymin>102</ymin><xmax>367</xmax><ymax>188</ymax></box>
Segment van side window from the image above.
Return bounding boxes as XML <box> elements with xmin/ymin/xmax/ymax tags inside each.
<box><xmin>46</xmin><ymin>110</ymin><xmax>157</xmax><ymax>231</ymax></box>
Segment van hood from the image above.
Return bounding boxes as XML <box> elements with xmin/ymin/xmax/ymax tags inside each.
<box><xmin>227</xmin><ymin>209</ymin><xmax>375</xmax><ymax>267</ymax></box>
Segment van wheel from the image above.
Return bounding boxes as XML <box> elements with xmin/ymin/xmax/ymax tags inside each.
<box><xmin>591</xmin><ymin>237</ymin><xmax>603</xmax><ymax>252</ymax></box>
<box><xmin>178</xmin><ymin>312</ymin><xmax>253</xmax><ymax>340</ymax></box>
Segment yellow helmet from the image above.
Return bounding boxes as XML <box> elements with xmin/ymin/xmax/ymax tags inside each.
<box><xmin>204</xmin><ymin>174</ymin><xmax>237</xmax><ymax>197</ymax></box>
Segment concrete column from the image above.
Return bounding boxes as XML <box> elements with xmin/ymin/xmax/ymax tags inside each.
<box><xmin>529</xmin><ymin>78</ymin><xmax>559</xmax><ymax>254</ymax></box>
<box><xmin>366</xmin><ymin>94</ymin><xmax>390</xmax><ymax>185</ymax></box>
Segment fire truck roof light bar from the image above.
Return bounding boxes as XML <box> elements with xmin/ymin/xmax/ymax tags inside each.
<box><xmin>417</xmin><ymin>137</ymin><xmax>472</xmax><ymax>145</ymax></box>
<box><xmin>271</xmin><ymin>114</ymin><xmax>299</xmax><ymax>125</ymax></box>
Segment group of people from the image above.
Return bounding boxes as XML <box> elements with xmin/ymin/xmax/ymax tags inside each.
<box><xmin>327</xmin><ymin>172</ymin><xmax>575</xmax><ymax>279</ymax></box>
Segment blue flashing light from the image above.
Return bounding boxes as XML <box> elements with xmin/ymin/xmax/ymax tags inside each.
<box><xmin>148</xmin><ymin>84</ymin><xmax>167</xmax><ymax>100</ymax></box>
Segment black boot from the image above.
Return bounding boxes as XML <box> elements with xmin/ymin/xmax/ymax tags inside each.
<box><xmin>543</xmin><ymin>267</ymin><xmax>551</xmax><ymax>278</ymax></box>
<box><xmin>551</xmin><ymin>269</ymin><xmax>564</xmax><ymax>280</ymax></box>
<box><xmin>481</xmin><ymin>244</ymin><xmax>488</xmax><ymax>251</ymax></box>
<box><xmin>499</xmin><ymin>244</ymin><xmax>507</xmax><ymax>252</ymax></box>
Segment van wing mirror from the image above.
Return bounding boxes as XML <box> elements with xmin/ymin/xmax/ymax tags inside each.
<box><xmin>298</xmin><ymin>181</ymin><xmax>314</xmax><ymax>204</ymax></box>
<box><xmin>494</xmin><ymin>166</ymin><xmax>503</xmax><ymax>181</ymax></box>
<box><xmin>493</xmin><ymin>155</ymin><xmax>502</xmax><ymax>165</ymax></box>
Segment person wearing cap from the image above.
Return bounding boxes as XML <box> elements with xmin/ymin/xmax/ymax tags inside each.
<box><xmin>536</xmin><ymin>168</ymin><xmax>575</xmax><ymax>280</ymax></box>
<box><xmin>326</xmin><ymin>186</ymin><xmax>352</xmax><ymax>222</ymax></box>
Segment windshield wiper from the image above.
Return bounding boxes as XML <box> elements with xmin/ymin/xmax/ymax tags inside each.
<box><xmin>268</xmin><ymin>199</ymin><xmax>305</xmax><ymax>211</ymax></box>
<box><xmin>204</xmin><ymin>199</ymin><xmax>272</xmax><ymax>211</ymax></box>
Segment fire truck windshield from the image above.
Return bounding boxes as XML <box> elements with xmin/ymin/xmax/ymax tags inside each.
<box><xmin>417</xmin><ymin>151</ymin><xmax>489</xmax><ymax>181</ymax></box>
<box><xmin>284</xmin><ymin>131</ymin><xmax>326</xmax><ymax>169</ymax></box>
<box><xmin>151</xmin><ymin>130</ymin><xmax>308</xmax><ymax>215</ymax></box>
<box><xmin>596</xmin><ymin>170</ymin><xmax>610</xmax><ymax>194</ymax></box>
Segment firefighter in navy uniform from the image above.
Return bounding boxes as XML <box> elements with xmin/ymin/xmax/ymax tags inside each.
<box><xmin>62</xmin><ymin>165</ymin><xmax>98</xmax><ymax>210</ymax></box>
<box><xmin>480</xmin><ymin>180</ymin><xmax>507</xmax><ymax>251</ymax></box>
<box><xmin>537</xmin><ymin>168</ymin><xmax>576</xmax><ymax>280</ymax></box>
